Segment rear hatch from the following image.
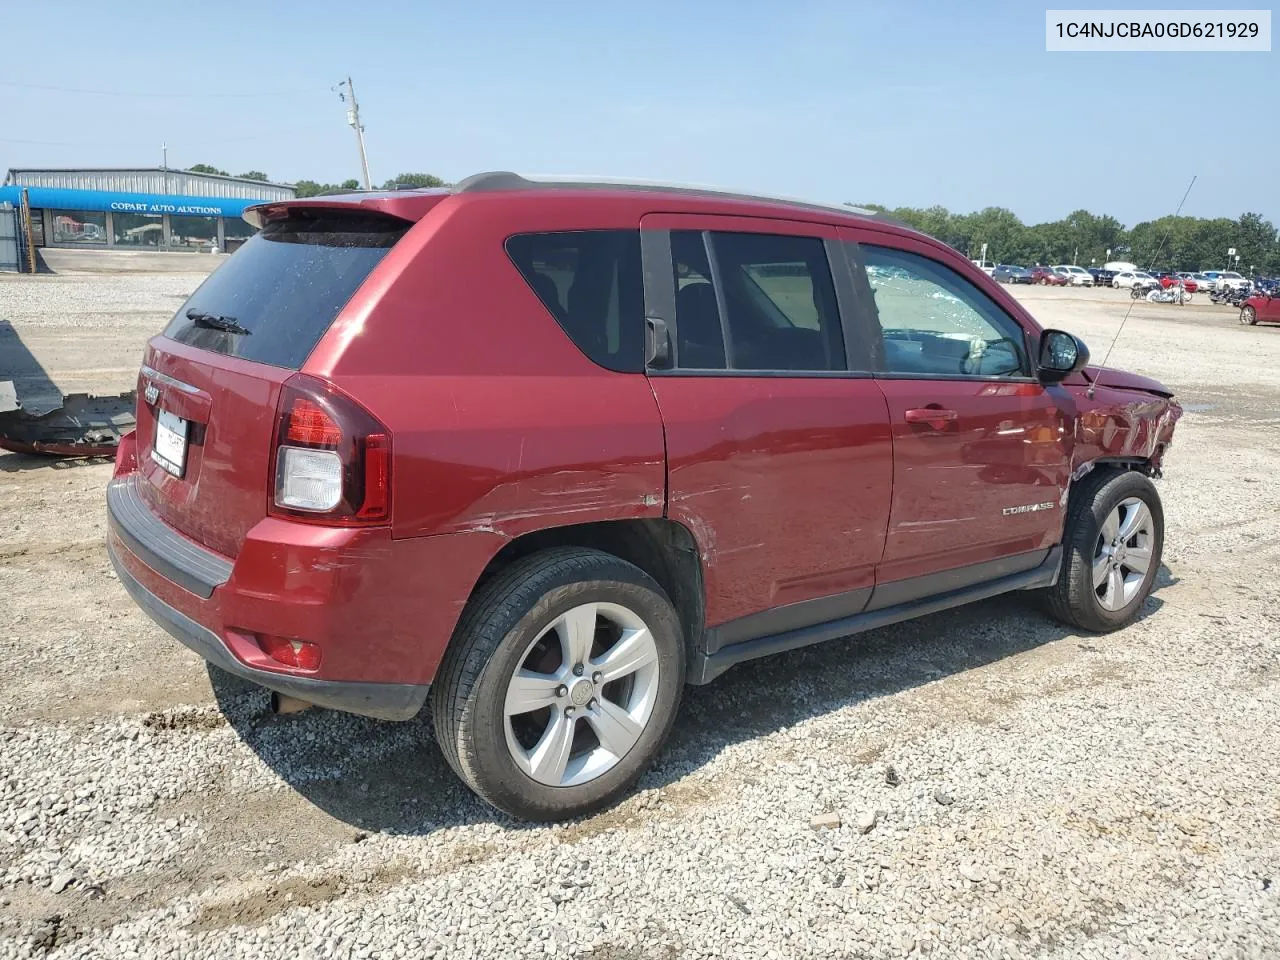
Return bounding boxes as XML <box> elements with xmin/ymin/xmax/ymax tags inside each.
<box><xmin>135</xmin><ymin>208</ymin><xmax>411</xmax><ymax>558</ymax></box>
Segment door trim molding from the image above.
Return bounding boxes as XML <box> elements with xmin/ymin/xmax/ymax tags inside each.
<box><xmin>689</xmin><ymin>546</ymin><xmax>1062</xmax><ymax>684</ymax></box>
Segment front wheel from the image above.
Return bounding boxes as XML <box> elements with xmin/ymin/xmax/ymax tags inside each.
<box><xmin>1046</xmin><ymin>469</ymin><xmax>1164</xmax><ymax>633</ymax></box>
<box><xmin>431</xmin><ymin>548</ymin><xmax>685</xmax><ymax>821</ymax></box>
<box><xmin>1241</xmin><ymin>306</ymin><xmax>1257</xmax><ymax>325</ymax></box>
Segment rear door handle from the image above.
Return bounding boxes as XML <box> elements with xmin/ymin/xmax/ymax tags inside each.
<box><xmin>904</xmin><ymin>407</ymin><xmax>958</xmax><ymax>430</ymax></box>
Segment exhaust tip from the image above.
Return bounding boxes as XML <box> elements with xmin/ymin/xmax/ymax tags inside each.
<box><xmin>269</xmin><ymin>692</ymin><xmax>313</xmax><ymax>715</ymax></box>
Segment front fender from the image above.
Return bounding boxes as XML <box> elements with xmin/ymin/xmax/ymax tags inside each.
<box><xmin>1067</xmin><ymin>383</ymin><xmax>1182</xmax><ymax>475</ymax></box>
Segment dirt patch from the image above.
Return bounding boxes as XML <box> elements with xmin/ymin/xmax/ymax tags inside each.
<box><xmin>192</xmin><ymin>874</ymin><xmax>344</xmax><ymax>931</ymax></box>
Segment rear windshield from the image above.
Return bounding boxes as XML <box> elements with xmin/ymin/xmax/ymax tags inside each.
<box><xmin>162</xmin><ymin>211</ymin><xmax>408</xmax><ymax>369</ymax></box>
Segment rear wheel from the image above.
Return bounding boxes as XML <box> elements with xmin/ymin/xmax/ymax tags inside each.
<box><xmin>1241</xmin><ymin>306</ymin><xmax>1258</xmax><ymax>325</ymax></box>
<box><xmin>1046</xmin><ymin>469</ymin><xmax>1164</xmax><ymax>633</ymax></box>
<box><xmin>431</xmin><ymin>548</ymin><xmax>685</xmax><ymax>821</ymax></box>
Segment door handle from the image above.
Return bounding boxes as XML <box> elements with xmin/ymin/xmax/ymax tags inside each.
<box><xmin>905</xmin><ymin>407</ymin><xmax>958</xmax><ymax>430</ymax></box>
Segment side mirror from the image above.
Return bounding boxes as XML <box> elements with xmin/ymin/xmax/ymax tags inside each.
<box><xmin>1037</xmin><ymin>329</ymin><xmax>1090</xmax><ymax>383</ymax></box>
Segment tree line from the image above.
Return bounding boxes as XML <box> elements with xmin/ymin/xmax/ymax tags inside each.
<box><xmin>185</xmin><ymin>164</ymin><xmax>445</xmax><ymax>198</ymax></box>
<box><xmin>852</xmin><ymin>202</ymin><xmax>1280</xmax><ymax>276</ymax></box>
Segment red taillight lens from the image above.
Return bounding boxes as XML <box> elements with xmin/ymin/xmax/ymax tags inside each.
<box><xmin>357</xmin><ymin>433</ymin><xmax>390</xmax><ymax>521</ymax></box>
<box><xmin>270</xmin><ymin>375</ymin><xmax>391</xmax><ymax>526</ymax></box>
<box><xmin>286</xmin><ymin>399</ymin><xmax>343</xmax><ymax>445</ymax></box>
<box><xmin>258</xmin><ymin>634</ymin><xmax>322</xmax><ymax>671</ymax></box>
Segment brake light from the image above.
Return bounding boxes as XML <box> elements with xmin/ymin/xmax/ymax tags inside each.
<box><xmin>286</xmin><ymin>399</ymin><xmax>342</xmax><ymax>445</ymax></box>
<box><xmin>270</xmin><ymin>375</ymin><xmax>392</xmax><ymax>525</ymax></box>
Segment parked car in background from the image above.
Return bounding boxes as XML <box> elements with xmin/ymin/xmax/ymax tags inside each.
<box><xmin>104</xmin><ymin>171</ymin><xmax>1183</xmax><ymax>821</ymax></box>
<box><xmin>992</xmin><ymin>264</ymin><xmax>1034</xmax><ymax>284</ymax></box>
<box><xmin>1089</xmin><ymin>268</ymin><xmax>1117</xmax><ymax>287</ymax></box>
<box><xmin>1031</xmin><ymin>266</ymin><xmax>1069</xmax><ymax>286</ymax></box>
<box><xmin>1112</xmin><ymin>271</ymin><xmax>1160</xmax><ymax>290</ymax></box>
<box><xmin>1211</xmin><ymin>270</ymin><xmax>1250</xmax><ymax>292</ymax></box>
<box><xmin>971</xmin><ymin>259</ymin><xmax>997</xmax><ymax>276</ymax></box>
<box><xmin>1053</xmin><ymin>265</ymin><xmax>1094</xmax><ymax>286</ymax></box>
<box><xmin>1173</xmin><ymin>273</ymin><xmax>1201</xmax><ymax>292</ymax></box>
<box><xmin>1240</xmin><ymin>290</ymin><xmax>1280</xmax><ymax>326</ymax></box>
<box><xmin>1104</xmin><ymin>262</ymin><xmax>1139</xmax><ymax>274</ymax></box>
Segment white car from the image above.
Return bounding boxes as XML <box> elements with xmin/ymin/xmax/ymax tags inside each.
<box><xmin>971</xmin><ymin>259</ymin><xmax>996</xmax><ymax>276</ymax></box>
<box><xmin>1112</xmin><ymin>270</ymin><xmax>1159</xmax><ymax>289</ymax></box>
<box><xmin>1211</xmin><ymin>270</ymin><xmax>1249</xmax><ymax>292</ymax></box>
<box><xmin>1053</xmin><ymin>265</ymin><xmax>1094</xmax><ymax>286</ymax></box>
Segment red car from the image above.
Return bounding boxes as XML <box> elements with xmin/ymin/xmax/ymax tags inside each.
<box><xmin>1240</xmin><ymin>292</ymin><xmax>1280</xmax><ymax>325</ymax></box>
<box><xmin>1160</xmin><ymin>273</ymin><xmax>1198</xmax><ymax>292</ymax></box>
<box><xmin>107</xmin><ymin>174</ymin><xmax>1183</xmax><ymax>820</ymax></box>
<box><xmin>1031</xmin><ymin>266</ymin><xmax>1069</xmax><ymax>286</ymax></box>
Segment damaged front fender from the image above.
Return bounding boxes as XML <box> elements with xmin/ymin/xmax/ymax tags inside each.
<box><xmin>1066</xmin><ymin>377</ymin><xmax>1182</xmax><ymax>477</ymax></box>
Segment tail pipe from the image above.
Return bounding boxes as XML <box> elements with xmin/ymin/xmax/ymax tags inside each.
<box><xmin>269</xmin><ymin>692</ymin><xmax>313</xmax><ymax>715</ymax></box>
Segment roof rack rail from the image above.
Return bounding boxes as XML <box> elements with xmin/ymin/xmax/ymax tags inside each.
<box><xmin>450</xmin><ymin>171</ymin><xmax>888</xmax><ymax>221</ymax></box>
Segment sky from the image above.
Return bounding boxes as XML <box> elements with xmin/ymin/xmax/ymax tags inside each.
<box><xmin>2</xmin><ymin>0</ymin><xmax>1275</xmax><ymax>226</ymax></box>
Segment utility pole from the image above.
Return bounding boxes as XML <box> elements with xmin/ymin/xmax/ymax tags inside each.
<box><xmin>338</xmin><ymin>76</ymin><xmax>373</xmax><ymax>190</ymax></box>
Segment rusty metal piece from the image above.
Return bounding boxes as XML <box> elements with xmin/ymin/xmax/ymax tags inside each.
<box><xmin>0</xmin><ymin>386</ymin><xmax>136</xmax><ymax>458</ymax></box>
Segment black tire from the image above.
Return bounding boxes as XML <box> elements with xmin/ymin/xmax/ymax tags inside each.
<box><xmin>431</xmin><ymin>548</ymin><xmax>685</xmax><ymax>821</ymax></box>
<box><xmin>1241</xmin><ymin>306</ymin><xmax>1257</xmax><ymax>325</ymax></box>
<box><xmin>1045</xmin><ymin>469</ymin><xmax>1164</xmax><ymax>633</ymax></box>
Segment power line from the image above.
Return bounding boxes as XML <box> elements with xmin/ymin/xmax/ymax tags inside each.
<box><xmin>0</xmin><ymin>124</ymin><xmax>334</xmax><ymax>150</ymax></box>
<box><xmin>0</xmin><ymin>79</ymin><xmax>312</xmax><ymax>99</ymax></box>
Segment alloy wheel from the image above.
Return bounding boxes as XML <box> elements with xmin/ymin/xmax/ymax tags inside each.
<box><xmin>504</xmin><ymin>602</ymin><xmax>660</xmax><ymax>787</ymax></box>
<box><xmin>1092</xmin><ymin>497</ymin><xmax>1155</xmax><ymax>611</ymax></box>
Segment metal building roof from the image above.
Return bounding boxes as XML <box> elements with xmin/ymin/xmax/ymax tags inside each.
<box><xmin>3</xmin><ymin>168</ymin><xmax>295</xmax><ymax>201</ymax></box>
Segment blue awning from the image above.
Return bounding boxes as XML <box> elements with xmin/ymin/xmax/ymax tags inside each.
<box><xmin>0</xmin><ymin>185</ymin><xmax>264</xmax><ymax>218</ymax></box>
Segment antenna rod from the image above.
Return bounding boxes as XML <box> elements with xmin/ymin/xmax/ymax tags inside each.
<box><xmin>1088</xmin><ymin>175</ymin><xmax>1196</xmax><ymax>397</ymax></box>
<box><xmin>345</xmin><ymin>76</ymin><xmax>373</xmax><ymax>191</ymax></box>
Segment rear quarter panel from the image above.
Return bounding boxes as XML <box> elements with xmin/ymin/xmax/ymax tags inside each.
<box><xmin>307</xmin><ymin>193</ymin><xmax>668</xmax><ymax>542</ymax></box>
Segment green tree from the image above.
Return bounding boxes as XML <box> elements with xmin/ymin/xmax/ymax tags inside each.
<box><xmin>341</xmin><ymin>179</ymin><xmax>361</xmax><ymax>190</ymax></box>
<box><xmin>236</xmin><ymin>170</ymin><xmax>269</xmax><ymax>181</ymax></box>
<box><xmin>187</xmin><ymin>163</ymin><xmax>229</xmax><ymax>176</ymax></box>
<box><xmin>380</xmin><ymin>172</ymin><xmax>446</xmax><ymax>189</ymax></box>
<box><xmin>293</xmin><ymin>179</ymin><xmax>325</xmax><ymax>198</ymax></box>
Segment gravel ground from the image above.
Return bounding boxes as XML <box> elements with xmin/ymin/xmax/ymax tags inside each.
<box><xmin>1</xmin><ymin>272</ymin><xmax>1279</xmax><ymax>959</ymax></box>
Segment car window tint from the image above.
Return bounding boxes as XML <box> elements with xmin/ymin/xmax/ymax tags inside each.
<box><xmin>707</xmin><ymin>231</ymin><xmax>845</xmax><ymax>372</ymax></box>
<box><xmin>163</xmin><ymin>212</ymin><xmax>407</xmax><ymax>369</ymax></box>
<box><xmin>860</xmin><ymin>245</ymin><xmax>1029</xmax><ymax>379</ymax></box>
<box><xmin>670</xmin><ymin>230</ymin><xmax>727</xmax><ymax>370</ymax></box>
<box><xmin>505</xmin><ymin>230</ymin><xmax>644</xmax><ymax>373</ymax></box>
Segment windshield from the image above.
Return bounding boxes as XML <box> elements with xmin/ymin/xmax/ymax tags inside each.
<box><xmin>162</xmin><ymin>211</ymin><xmax>409</xmax><ymax>369</ymax></box>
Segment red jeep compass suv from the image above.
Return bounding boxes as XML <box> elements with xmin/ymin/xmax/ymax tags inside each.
<box><xmin>107</xmin><ymin>173</ymin><xmax>1182</xmax><ymax>821</ymax></box>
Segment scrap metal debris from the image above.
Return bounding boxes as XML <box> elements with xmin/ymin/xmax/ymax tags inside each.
<box><xmin>0</xmin><ymin>381</ymin><xmax>135</xmax><ymax>457</ymax></box>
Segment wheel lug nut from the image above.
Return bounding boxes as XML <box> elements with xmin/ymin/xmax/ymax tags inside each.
<box><xmin>556</xmin><ymin>685</ymin><xmax>568</xmax><ymax>698</ymax></box>
<box><xmin>588</xmin><ymin>699</ymin><xmax>598</xmax><ymax>710</ymax></box>
<box><xmin>573</xmin><ymin>664</ymin><xmax>584</xmax><ymax>676</ymax></box>
<box><xmin>564</xmin><ymin>706</ymin><xmax>575</xmax><ymax>717</ymax></box>
<box><xmin>592</xmin><ymin>671</ymin><xmax>602</xmax><ymax>684</ymax></box>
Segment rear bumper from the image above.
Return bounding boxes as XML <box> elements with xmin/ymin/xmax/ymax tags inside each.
<box><xmin>105</xmin><ymin>469</ymin><xmax>504</xmax><ymax>721</ymax></box>
<box><xmin>109</xmin><ymin>540</ymin><xmax>430</xmax><ymax>720</ymax></box>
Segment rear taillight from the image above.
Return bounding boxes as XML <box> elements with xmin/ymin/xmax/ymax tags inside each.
<box><xmin>270</xmin><ymin>375</ymin><xmax>391</xmax><ymax>525</ymax></box>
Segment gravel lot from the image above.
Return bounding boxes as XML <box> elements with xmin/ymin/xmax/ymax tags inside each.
<box><xmin>2</xmin><ymin>269</ymin><xmax>1279</xmax><ymax>959</ymax></box>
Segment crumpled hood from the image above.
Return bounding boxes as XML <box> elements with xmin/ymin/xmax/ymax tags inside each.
<box><xmin>1077</xmin><ymin>365</ymin><xmax>1174</xmax><ymax>398</ymax></box>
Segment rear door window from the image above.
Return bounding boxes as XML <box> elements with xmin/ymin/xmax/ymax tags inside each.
<box><xmin>668</xmin><ymin>230</ymin><xmax>845</xmax><ymax>372</ymax></box>
<box><xmin>163</xmin><ymin>211</ymin><xmax>408</xmax><ymax>369</ymax></box>
<box><xmin>505</xmin><ymin>230</ymin><xmax>644</xmax><ymax>373</ymax></box>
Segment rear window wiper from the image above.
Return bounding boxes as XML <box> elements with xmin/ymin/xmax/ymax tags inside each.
<box><xmin>186</xmin><ymin>309</ymin><xmax>252</xmax><ymax>336</ymax></box>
